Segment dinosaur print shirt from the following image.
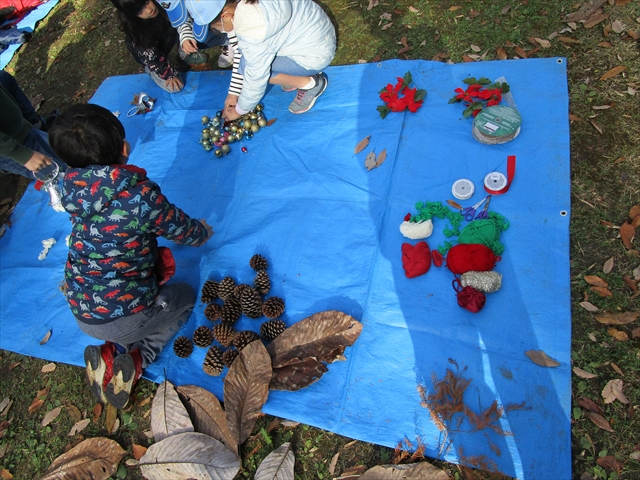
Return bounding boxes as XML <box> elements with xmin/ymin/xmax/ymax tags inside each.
<box><xmin>62</xmin><ymin>164</ymin><xmax>208</xmax><ymax>324</ymax></box>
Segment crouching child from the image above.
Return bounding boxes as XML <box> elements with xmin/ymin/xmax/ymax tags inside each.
<box><xmin>49</xmin><ymin>104</ymin><xmax>213</xmax><ymax>408</ymax></box>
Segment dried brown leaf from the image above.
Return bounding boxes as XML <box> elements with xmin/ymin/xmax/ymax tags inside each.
<box><xmin>573</xmin><ymin>367</ymin><xmax>597</xmax><ymax>379</ymax></box>
<box><xmin>595</xmin><ymin>312</ymin><xmax>638</xmax><ymax>324</ymax></box>
<box><xmin>514</xmin><ymin>46</ymin><xmax>528</xmax><ymax>58</ymax></box>
<box><xmin>0</xmin><ymin>469</ymin><xmax>12</xmax><ymax>480</ymax></box>
<box><xmin>41</xmin><ymin>363</ymin><xmax>56</xmax><ymax>373</ymax></box>
<box><xmin>40</xmin><ymin>438</ymin><xmax>126</xmax><ymax>480</ymax></box>
<box><xmin>591</xmin><ymin>286</ymin><xmax>613</xmax><ymax>297</ymax></box>
<box><xmin>597</xmin><ymin>455</ymin><xmax>624</xmax><ymax>473</ymax></box>
<box><xmin>562</xmin><ymin>0</ymin><xmax>606</xmax><ymax>22</ymax></box>
<box><xmin>224</xmin><ymin>340</ymin><xmax>272</xmax><ymax>445</ymax></box>
<box><xmin>354</xmin><ymin>135</ymin><xmax>371</xmax><ymax>154</ymax></box>
<box><xmin>600</xmin><ymin>65</ymin><xmax>626</xmax><ymax>80</ymax></box>
<box><xmin>558</xmin><ymin>36</ymin><xmax>582</xmax><ymax>44</ymax></box>
<box><xmin>622</xmin><ymin>276</ymin><xmax>637</xmax><ymax>292</ymax></box>
<box><xmin>586</xmin><ymin>411</ymin><xmax>614</xmax><ymax>432</ymax></box>
<box><xmin>270</xmin><ymin>357</ymin><xmax>328</xmax><ymax>391</ymax></box>
<box><xmin>620</xmin><ymin>221</ymin><xmax>636</xmax><ymax>249</ymax></box>
<box><xmin>533</xmin><ymin>37</ymin><xmax>552</xmax><ymax>48</ymax></box>
<box><xmin>603</xmin><ymin>379</ymin><xmax>629</xmax><ymax>404</ymax></box>
<box><xmin>67</xmin><ymin>404</ymin><xmax>82</xmax><ymax>423</ymax></box>
<box><xmin>449</xmin><ymin>6</ymin><xmax>462</xmax><ymax>11</ymax></box>
<box><xmin>92</xmin><ymin>403</ymin><xmax>102</xmax><ymax>423</ymax></box>
<box><xmin>177</xmin><ymin>384</ymin><xmax>238</xmax><ymax>457</ymax></box>
<box><xmin>39</xmin><ymin>330</ymin><xmax>51</xmax><ymax>345</ymax></box>
<box><xmin>496</xmin><ymin>48</ymin><xmax>507</xmax><ymax>60</ymax></box>
<box><xmin>151</xmin><ymin>381</ymin><xmax>193</xmax><ymax>443</ymax></box>
<box><xmin>376</xmin><ymin>149</ymin><xmax>387</xmax><ymax>167</ymax></box>
<box><xmin>359</xmin><ymin>462</ymin><xmax>449</xmax><ymax>479</ymax></box>
<box><xmin>105</xmin><ymin>403</ymin><xmax>118</xmax><ymax>434</ymax></box>
<box><xmin>462</xmin><ymin>55</ymin><xmax>476</xmax><ymax>63</ymax></box>
<box><xmin>632</xmin><ymin>216</ymin><xmax>640</xmax><ymax>228</ymax></box>
<box><xmin>584</xmin><ymin>275</ymin><xmax>608</xmax><ymax>287</ymax></box>
<box><xmin>607</xmin><ymin>327</ymin><xmax>629</xmax><ymax>342</ymax></box>
<box><xmin>365</xmin><ymin>151</ymin><xmax>377</xmax><ymax>171</ymax></box>
<box><xmin>610</xmin><ymin>362</ymin><xmax>624</xmax><ymax>376</ymax></box>
<box><xmin>584</xmin><ymin>12</ymin><xmax>610</xmax><ymax>28</ymax></box>
<box><xmin>577</xmin><ymin>396</ymin><xmax>603</xmax><ymax>415</ymax></box>
<box><xmin>598</xmin><ymin>41</ymin><xmax>613</xmax><ymax>47</ymax></box>
<box><xmin>266</xmin><ymin>118</ymin><xmax>277</xmax><ymax>127</ymax></box>
<box><xmin>132</xmin><ymin>444</ymin><xmax>147</xmax><ymax>460</ymax></box>
<box><xmin>68</xmin><ymin>418</ymin><xmax>91</xmax><ymax>436</ymax></box>
<box><xmin>603</xmin><ymin>256</ymin><xmax>614</xmax><ymax>273</ymax></box>
<box><xmin>632</xmin><ymin>326</ymin><xmax>640</xmax><ymax>339</ymax></box>
<box><xmin>41</xmin><ymin>407</ymin><xmax>63</xmax><ymax>427</ymax></box>
<box><xmin>630</xmin><ymin>205</ymin><xmax>640</xmax><ymax>220</ymax></box>
<box><xmin>590</xmin><ymin>120</ymin><xmax>603</xmax><ymax>134</ymax></box>
<box><xmin>525</xmin><ymin>350</ymin><xmax>560</xmax><ymax>367</ymax></box>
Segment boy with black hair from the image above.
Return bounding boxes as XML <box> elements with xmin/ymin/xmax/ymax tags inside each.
<box><xmin>48</xmin><ymin>104</ymin><xmax>213</xmax><ymax>408</ymax></box>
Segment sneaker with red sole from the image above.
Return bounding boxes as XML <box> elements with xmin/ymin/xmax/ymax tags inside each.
<box><xmin>105</xmin><ymin>349</ymin><xmax>143</xmax><ymax>409</ymax></box>
<box><xmin>84</xmin><ymin>342</ymin><xmax>116</xmax><ymax>404</ymax></box>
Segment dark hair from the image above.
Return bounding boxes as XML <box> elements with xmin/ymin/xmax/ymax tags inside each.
<box><xmin>48</xmin><ymin>104</ymin><xmax>126</xmax><ymax>168</ymax></box>
<box><xmin>110</xmin><ymin>0</ymin><xmax>171</xmax><ymax>49</ymax></box>
<box><xmin>212</xmin><ymin>0</ymin><xmax>241</xmax><ymax>25</ymax></box>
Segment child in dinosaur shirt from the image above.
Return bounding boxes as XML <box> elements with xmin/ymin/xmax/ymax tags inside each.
<box><xmin>49</xmin><ymin>104</ymin><xmax>213</xmax><ymax>408</ymax></box>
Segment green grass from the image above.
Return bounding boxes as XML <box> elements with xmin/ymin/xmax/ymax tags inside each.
<box><xmin>1</xmin><ymin>0</ymin><xmax>640</xmax><ymax>479</ymax></box>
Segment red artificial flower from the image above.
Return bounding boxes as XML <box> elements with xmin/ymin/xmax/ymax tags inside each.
<box><xmin>402</xmin><ymin>87</ymin><xmax>424</xmax><ymax>113</ymax></box>
<box><xmin>454</xmin><ymin>87</ymin><xmax>473</xmax><ymax>102</ymax></box>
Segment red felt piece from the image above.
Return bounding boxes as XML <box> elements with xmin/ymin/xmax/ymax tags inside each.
<box><xmin>446</xmin><ymin>243</ymin><xmax>499</xmax><ymax>275</ymax></box>
<box><xmin>432</xmin><ymin>250</ymin><xmax>443</xmax><ymax>267</ymax></box>
<box><xmin>401</xmin><ymin>241</ymin><xmax>431</xmax><ymax>278</ymax></box>
<box><xmin>155</xmin><ymin>246</ymin><xmax>176</xmax><ymax>285</ymax></box>
<box><xmin>457</xmin><ymin>285</ymin><xmax>486</xmax><ymax>313</ymax></box>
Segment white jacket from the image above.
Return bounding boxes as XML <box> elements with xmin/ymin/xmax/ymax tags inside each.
<box><xmin>234</xmin><ymin>0</ymin><xmax>336</xmax><ymax>112</ymax></box>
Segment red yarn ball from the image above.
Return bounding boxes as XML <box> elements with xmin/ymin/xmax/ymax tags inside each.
<box><xmin>446</xmin><ymin>243</ymin><xmax>499</xmax><ymax>275</ymax></box>
<box><xmin>457</xmin><ymin>285</ymin><xmax>486</xmax><ymax>313</ymax></box>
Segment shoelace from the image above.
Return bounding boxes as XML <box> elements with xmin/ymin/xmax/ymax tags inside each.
<box><xmin>294</xmin><ymin>89</ymin><xmax>307</xmax><ymax>104</ymax></box>
<box><xmin>221</xmin><ymin>46</ymin><xmax>229</xmax><ymax>55</ymax></box>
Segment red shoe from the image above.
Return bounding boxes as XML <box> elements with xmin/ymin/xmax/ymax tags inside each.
<box><xmin>105</xmin><ymin>349</ymin><xmax>143</xmax><ymax>409</ymax></box>
<box><xmin>84</xmin><ymin>342</ymin><xmax>116</xmax><ymax>404</ymax></box>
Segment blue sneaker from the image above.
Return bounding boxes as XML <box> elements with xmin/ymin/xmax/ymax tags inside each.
<box><xmin>288</xmin><ymin>73</ymin><xmax>328</xmax><ymax>114</ymax></box>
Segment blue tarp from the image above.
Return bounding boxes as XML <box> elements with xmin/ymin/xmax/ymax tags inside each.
<box><xmin>0</xmin><ymin>59</ymin><xmax>571</xmax><ymax>479</ymax></box>
<box><xmin>0</xmin><ymin>0</ymin><xmax>59</xmax><ymax>70</ymax></box>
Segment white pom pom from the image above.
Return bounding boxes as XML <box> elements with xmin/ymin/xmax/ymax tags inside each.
<box><xmin>399</xmin><ymin>219</ymin><xmax>433</xmax><ymax>239</ymax></box>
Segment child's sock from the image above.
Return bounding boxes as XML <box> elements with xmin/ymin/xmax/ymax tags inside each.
<box><xmin>301</xmin><ymin>77</ymin><xmax>316</xmax><ymax>90</ymax></box>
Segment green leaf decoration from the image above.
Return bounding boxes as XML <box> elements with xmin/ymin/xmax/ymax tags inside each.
<box><xmin>377</xmin><ymin>105</ymin><xmax>390</xmax><ymax>119</ymax></box>
<box><xmin>501</xmin><ymin>82</ymin><xmax>511</xmax><ymax>94</ymax></box>
<box><xmin>403</xmin><ymin>71</ymin><xmax>413</xmax><ymax>86</ymax></box>
<box><xmin>462</xmin><ymin>77</ymin><xmax>477</xmax><ymax>85</ymax></box>
<box><xmin>448</xmin><ymin>95</ymin><xmax>462</xmax><ymax>104</ymax></box>
<box><xmin>414</xmin><ymin>89</ymin><xmax>427</xmax><ymax>102</ymax></box>
<box><xmin>462</xmin><ymin>102</ymin><xmax>483</xmax><ymax>119</ymax></box>
<box><xmin>477</xmin><ymin>77</ymin><xmax>492</xmax><ymax>85</ymax></box>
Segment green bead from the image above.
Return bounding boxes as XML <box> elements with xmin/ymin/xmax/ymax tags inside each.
<box><xmin>201</xmin><ymin>116</ymin><xmax>210</xmax><ymax>124</ymax></box>
<box><xmin>221</xmin><ymin>144</ymin><xmax>231</xmax><ymax>154</ymax></box>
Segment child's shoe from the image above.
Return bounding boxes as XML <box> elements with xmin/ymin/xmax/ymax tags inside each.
<box><xmin>217</xmin><ymin>44</ymin><xmax>235</xmax><ymax>68</ymax></box>
<box><xmin>288</xmin><ymin>73</ymin><xmax>328</xmax><ymax>114</ymax></box>
<box><xmin>84</xmin><ymin>342</ymin><xmax>116</xmax><ymax>404</ymax></box>
<box><xmin>105</xmin><ymin>349</ymin><xmax>143</xmax><ymax>409</ymax></box>
<box><xmin>281</xmin><ymin>85</ymin><xmax>297</xmax><ymax>92</ymax></box>
<box><xmin>184</xmin><ymin>51</ymin><xmax>209</xmax><ymax>66</ymax></box>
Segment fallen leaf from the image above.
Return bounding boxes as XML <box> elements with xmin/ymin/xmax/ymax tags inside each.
<box><xmin>592</xmin><ymin>104</ymin><xmax>612</xmax><ymax>110</ymax></box>
<box><xmin>590</xmin><ymin>120</ymin><xmax>603</xmax><ymax>134</ymax></box>
<box><xmin>603</xmin><ymin>256</ymin><xmax>614</xmax><ymax>273</ymax></box>
<box><xmin>40</xmin><ymin>437</ymin><xmax>126</xmax><ymax>480</ymax></box>
<box><xmin>611</xmin><ymin>19</ymin><xmax>625</xmax><ymax>33</ymax></box>
<box><xmin>68</xmin><ymin>418</ymin><xmax>91</xmax><ymax>436</ymax></box>
<box><xmin>586</xmin><ymin>411</ymin><xmax>614</xmax><ymax>432</ymax></box>
<box><xmin>125</xmin><ymin>458</ymin><xmax>139</xmax><ymax>467</ymax></box>
<box><xmin>67</xmin><ymin>404</ymin><xmax>82</xmax><ymax>423</ymax></box>
<box><xmin>359</xmin><ymin>462</ymin><xmax>449</xmax><ymax>479</ymax></box>
<box><xmin>622</xmin><ymin>276</ymin><xmax>637</xmax><ymax>291</ymax></box>
<box><xmin>616</xmin><ymin>0</ymin><xmax>632</xmax><ymax>5</ymax></box>
<box><xmin>365</xmin><ymin>151</ymin><xmax>377</xmax><ymax>171</ymax></box>
<box><xmin>610</xmin><ymin>362</ymin><xmax>624</xmax><ymax>376</ymax></box>
<box><xmin>136</xmin><ymin>396</ymin><xmax>151</xmax><ymax>408</ymax></box>
<box><xmin>584</xmin><ymin>275</ymin><xmax>608</xmax><ymax>287</ymax></box>
<box><xmin>569</xmin><ymin>114</ymin><xmax>582</xmax><ymax>122</ymax></box>
<box><xmin>151</xmin><ymin>381</ymin><xmax>194</xmax><ymax>443</ymax></box>
<box><xmin>41</xmin><ymin>407</ymin><xmax>63</xmax><ymax>427</ymax></box>
<box><xmin>562</xmin><ymin>0</ymin><xmax>606</xmax><ymax>22</ymax></box>
<box><xmin>573</xmin><ymin>367</ymin><xmax>597</xmax><ymax>379</ymax></box>
<box><xmin>376</xmin><ymin>149</ymin><xmax>387</xmax><ymax>167</ymax></box>
<box><xmin>71</xmin><ymin>89</ymin><xmax>87</xmax><ymax>101</ymax></box>
<box><xmin>470</xmin><ymin>44</ymin><xmax>481</xmax><ymax>52</ymax></box>
<box><xmin>40</xmin><ymin>330</ymin><xmax>52</xmax><ymax>345</ymax></box>
<box><xmin>525</xmin><ymin>350</ymin><xmax>560</xmax><ymax>367</ymax></box>
<box><xmin>132</xmin><ymin>444</ymin><xmax>147</xmax><ymax>460</ymax></box>
<box><xmin>254</xmin><ymin>442</ymin><xmax>295</xmax><ymax>480</ymax></box>
<box><xmin>633</xmin><ymin>327</ymin><xmax>640</xmax><ymax>339</ymax></box>
<box><xmin>354</xmin><ymin>135</ymin><xmax>371</xmax><ymax>154</ymax></box>
<box><xmin>630</xmin><ymin>205</ymin><xmax>640</xmax><ymax>220</ymax></box>
<box><xmin>449</xmin><ymin>6</ymin><xmax>462</xmax><ymax>11</ymax></box>
<box><xmin>585</xmin><ymin>12</ymin><xmax>610</xmax><ymax>28</ymax></box>
<box><xmin>580</xmin><ymin>301</ymin><xmax>599</xmax><ymax>312</ymax></box>
<box><xmin>620</xmin><ymin>222</ymin><xmax>636</xmax><ymax>249</ymax></box>
<box><xmin>41</xmin><ymin>363</ymin><xmax>56</xmax><ymax>373</ymax></box>
<box><xmin>266</xmin><ymin>118</ymin><xmax>277</xmax><ymax>127</ymax></box>
<box><xmin>603</xmin><ymin>379</ymin><xmax>629</xmax><ymax>404</ymax></box>
<box><xmin>600</xmin><ymin>65</ymin><xmax>626</xmax><ymax>80</ymax></box>
<box><xmin>558</xmin><ymin>36</ymin><xmax>582</xmax><ymax>44</ymax></box>
<box><xmin>598</xmin><ymin>41</ymin><xmax>613</xmax><ymax>47</ymax></box>
<box><xmin>105</xmin><ymin>404</ymin><xmax>118</xmax><ymax>435</ymax></box>
<box><xmin>8</xmin><ymin>362</ymin><xmax>20</xmax><ymax>371</ymax></box>
<box><xmin>597</xmin><ymin>455</ymin><xmax>624</xmax><ymax>473</ymax></box>
<box><xmin>0</xmin><ymin>469</ymin><xmax>12</xmax><ymax>480</ymax></box>
<box><xmin>92</xmin><ymin>403</ymin><xmax>102</xmax><ymax>423</ymax></box>
<box><xmin>409</xmin><ymin>6</ymin><xmax>419</xmax><ymax>13</ymax></box>
<box><xmin>577</xmin><ymin>396</ymin><xmax>603</xmax><ymax>415</ymax></box>
<box><xmin>627</xmin><ymin>30</ymin><xmax>639</xmax><ymax>40</ymax></box>
<box><xmin>139</xmin><ymin>432</ymin><xmax>240</xmax><ymax>479</ymax></box>
<box><xmin>514</xmin><ymin>46</ymin><xmax>528</xmax><ymax>58</ymax></box>
<box><xmin>329</xmin><ymin>452</ymin><xmax>340</xmax><ymax>476</ymax></box>
<box><xmin>496</xmin><ymin>48</ymin><xmax>507</xmax><ymax>60</ymax></box>
<box><xmin>591</xmin><ymin>286</ymin><xmax>613</xmax><ymax>297</ymax></box>
<box><xmin>607</xmin><ymin>327</ymin><xmax>629</xmax><ymax>342</ymax></box>
<box><xmin>533</xmin><ymin>37</ymin><xmax>552</xmax><ymax>48</ymax></box>
<box><xmin>28</xmin><ymin>387</ymin><xmax>50</xmax><ymax>414</ymax></box>
<box><xmin>367</xmin><ymin>0</ymin><xmax>379</xmax><ymax>10</ymax></box>
<box><xmin>595</xmin><ymin>312</ymin><xmax>638</xmax><ymax>324</ymax></box>
<box><xmin>462</xmin><ymin>55</ymin><xmax>476</xmax><ymax>62</ymax></box>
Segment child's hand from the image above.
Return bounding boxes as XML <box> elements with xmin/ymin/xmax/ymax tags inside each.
<box><xmin>223</xmin><ymin>107</ymin><xmax>241</xmax><ymax>121</ymax></box>
<box><xmin>166</xmin><ymin>76</ymin><xmax>184</xmax><ymax>92</ymax></box>
<box><xmin>181</xmin><ymin>39</ymin><xmax>198</xmax><ymax>54</ymax></box>
<box><xmin>200</xmin><ymin>219</ymin><xmax>214</xmax><ymax>241</ymax></box>
<box><xmin>224</xmin><ymin>94</ymin><xmax>238</xmax><ymax>111</ymax></box>
<box><xmin>25</xmin><ymin>151</ymin><xmax>53</xmax><ymax>172</ymax></box>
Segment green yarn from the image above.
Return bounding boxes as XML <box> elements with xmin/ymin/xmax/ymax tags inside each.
<box><xmin>458</xmin><ymin>219</ymin><xmax>506</xmax><ymax>255</ymax></box>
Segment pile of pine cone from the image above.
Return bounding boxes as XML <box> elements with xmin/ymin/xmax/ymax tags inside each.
<box><xmin>173</xmin><ymin>254</ymin><xmax>287</xmax><ymax>376</ymax></box>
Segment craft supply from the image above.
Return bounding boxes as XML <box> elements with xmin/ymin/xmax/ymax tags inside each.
<box><xmin>452</xmin><ymin>179</ymin><xmax>474</xmax><ymax>200</ymax></box>
<box><xmin>33</xmin><ymin>162</ymin><xmax>64</xmax><ymax>212</ymax></box>
<box><xmin>456</xmin><ymin>284</ymin><xmax>486</xmax><ymax>313</ymax></box>
<box><xmin>484</xmin><ymin>155</ymin><xmax>516</xmax><ymax>195</ymax></box>
<box><xmin>458</xmin><ymin>218</ymin><xmax>507</xmax><ymax>255</ymax></box>
<box><xmin>461</xmin><ymin>196</ymin><xmax>490</xmax><ymax>221</ymax></box>
<box><xmin>472</xmin><ymin>105</ymin><xmax>521</xmax><ymax>144</ymax></box>
<box><xmin>127</xmin><ymin>92</ymin><xmax>155</xmax><ymax>117</ymax></box>
<box><xmin>461</xmin><ymin>271</ymin><xmax>502</xmax><ymax>293</ymax></box>
<box><xmin>399</xmin><ymin>214</ymin><xmax>433</xmax><ymax>239</ymax></box>
<box><xmin>446</xmin><ymin>243</ymin><xmax>500</xmax><ymax>275</ymax></box>
<box><xmin>401</xmin><ymin>242</ymin><xmax>431</xmax><ymax>278</ymax></box>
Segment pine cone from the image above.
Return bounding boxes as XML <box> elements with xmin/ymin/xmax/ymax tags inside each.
<box><xmin>173</xmin><ymin>336</ymin><xmax>194</xmax><ymax>358</ymax></box>
<box><xmin>221</xmin><ymin>297</ymin><xmax>242</xmax><ymax>324</ymax></box>
<box><xmin>249</xmin><ymin>254</ymin><xmax>268</xmax><ymax>272</ymax></box>
<box><xmin>240</xmin><ymin>287</ymin><xmax>263</xmax><ymax>319</ymax></box>
<box><xmin>222</xmin><ymin>348</ymin><xmax>239</xmax><ymax>368</ymax></box>
<box><xmin>262</xmin><ymin>296</ymin><xmax>285</xmax><ymax>319</ymax></box>
<box><xmin>218</xmin><ymin>276</ymin><xmax>236</xmax><ymax>301</ymax></box>
<box><xmin>233</xmin><ymin>330</ymin><xmax>260</xmax><ymax>351</ymax></box>
<box><xmin>213</xmin><ymin>323</ymin><xmax>237</xmax><ymax>347</ymax></box>
<box><xmin>204</xmin><ymin>303</ymin><xmax>222</xmax><ymax>321</ymax></box>
<box><xmin>260</xmin><ymin>319</ymin><xmax>286</xmax><ymax>341</ymax></box>
<box><xmin>203</xmin><ymin>346</ymin><xmax>224</xmax><ymax>376</ymax></box>
<box><xmin>233</xmin><ymin>283</ymin><xmax>251</xmax><ymax>300</ymax></box>
<box><xmin>201</xmin><ymin>280</ymin><xmax>219</xmax><ymax>303</ymax></box>
<box><xmin>253</xmin><ymin>270</ymin><xmax>271</xmax><ymax>295</ymax></box>
<box><xmin>193</xmin><ymin>325</ymin><xmax>214</xmax><ymax>347</ymax></box>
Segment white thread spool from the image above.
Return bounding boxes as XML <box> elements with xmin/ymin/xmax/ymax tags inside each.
<box><xmin>452</xmin><ymin>179</ymin><xmax>474</xmax><ymax>200</ymax></box>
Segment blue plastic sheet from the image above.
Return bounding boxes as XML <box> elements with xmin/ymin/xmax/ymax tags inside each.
<box><xmin>0</xmin><ymin>59</ymin><xmax>571</xmax><ymax>479</ymax></box>
<box><xmin>0</xmin><ymin>1</ymin><xmax>59</xmax><ymax>69</ymax></box>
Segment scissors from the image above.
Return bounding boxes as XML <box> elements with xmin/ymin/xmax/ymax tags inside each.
<box><xmin>475</xmin><ymin>195</ymin><xmax>491</xmax><ymax>220</ymax></box>
<box><xmin>461</xmin><ymin>196</ymin><xmax>490</xmax><ymax>221</ymax></box>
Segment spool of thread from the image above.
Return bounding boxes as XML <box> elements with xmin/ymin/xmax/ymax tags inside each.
<box><xmin>452</xmin><ymin>179</ymin><xmax>474</xmax><ymax>200</ymax></box>
<box><xmin>472</xmin><ymin>105</ymin><xmax>521</xmax><ymax>145</ymax></box>
<box><xmin>484</xmin><ymin>172</ymin><xmax>508</xmax><ymax>193</ymax></box>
